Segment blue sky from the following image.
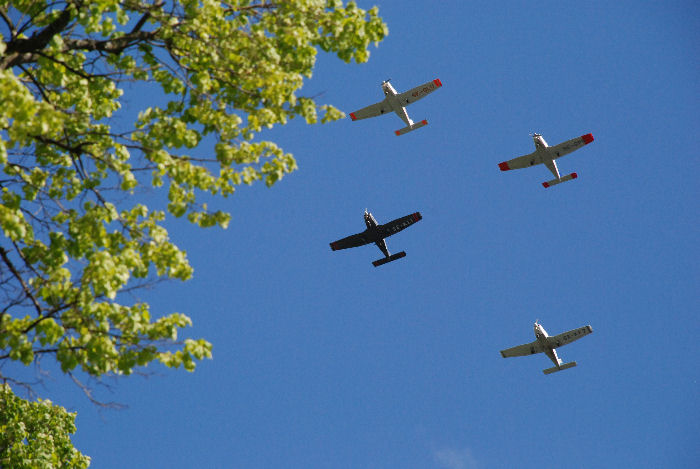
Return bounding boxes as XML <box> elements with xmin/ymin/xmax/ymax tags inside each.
<box><xmin>33</xmin><ymin>1</ymin><xmax>699</xmax><ymax>468</ymax></box>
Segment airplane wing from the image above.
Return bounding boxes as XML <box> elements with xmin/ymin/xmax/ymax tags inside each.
<box><xmin>349</xmin><ymin>100</ymin><xmax>392</xmax><ymax>121</ymax></box>
<box><xmin>330</xmin><ymin>231</ymin><xmax>372</xmax><ymax>251</ymax></box>
<box><xmin>500</xmin><ymin>340</ymin><xmax>544</xmax><ymax>358</ymax></box>
<box><xmin>381</xmin><ymin>212</ymin><xmax>422</xmax><ymax>238</ymax></box>
<box><xmin>498</xmin><ymin>152</ymin><xmax>538</xmax><ymax>171</ymax></box>
<box><xmin>548</xmin><ymin>133</ymin><xmax>594</xmax><ymax>158</ymax></box>
<box><xmin>397</xmin><ymin>79</ymin><xmax>443</xmax><ymax>107</ymax></box>
<box><xmin>547</xmin><ymin>325</ymin><xmax>593</xmax><ymax>349</ymax></box>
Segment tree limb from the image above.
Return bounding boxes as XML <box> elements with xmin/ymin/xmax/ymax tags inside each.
<box><xmin>0</xmin><ymin>247</ymin><xmax>42</xmax><ymax>316</ymax></box>
<box><xmin>63</xmin><ymin>30</ymin><xmax>158</xmax><ymax>55</ymax></box>
<box><xmin>68</xmin><ymin>372</ymin><xmax>126</xmax><ymax>409</ymax></box>
<box><xmin>0</xmin><ymin>7</ymin><xmax>16</xmax><ymax>38</ymax></box>
<box><xmin>1</xmin><ymin>5</ymin><xmax>74</xmax><ymax>70</ymax></box>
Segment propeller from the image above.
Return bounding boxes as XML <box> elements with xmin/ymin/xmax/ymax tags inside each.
<box><xmin>382</xmin><ymin>78</ymin><xmax>391</xmax><ymax>84</ymax></box>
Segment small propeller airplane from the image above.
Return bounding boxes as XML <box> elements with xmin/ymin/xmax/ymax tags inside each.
<box><xmin>330</xmin><ymin>210</ymin><xmax>422</xmax><ymax>267</ymax></box>
<box><xmin>349</xmin><ymin>78</ymin><xmax>443</xmax><ymax>135</ymax></box>
<box><xmin>498</xmin><ymin>132</ymin><xmax>595</xmax><ymax>188</ymax></box>
<box><xmin>500</xmin><ymin>321</ymin><xmax>593</xmax><ymax>375</ymax></box>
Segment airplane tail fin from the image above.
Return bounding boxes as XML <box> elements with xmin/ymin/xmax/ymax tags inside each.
<box><xmin>395</xmin><ymin>120</ymin><xmax>428</xmax><ymax>136</ymax></box>
<box><xmin>542</xmin><ymin>172</ymin><xmax>577</xmax><ymax>188</ymax></box>
<box><xmin>372</xmin><ymin>251</ymin><xmax>406</xmax><ymax>267</ymax></box>
<box><xmin>543</xmin><ymin>361</ymin><xmax>577</xmax><ymax>375</ymax></box>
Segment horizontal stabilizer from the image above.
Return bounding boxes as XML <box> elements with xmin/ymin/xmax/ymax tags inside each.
<box><xmin>542</xmin><ymin>172</ymin><xmax>578</xmax><ymax>188</ymax></box>
<box><xmin>372</xmin><ymin>251</ymin><xmax>406</xmax><ymax>267</ymax></box>
<box><xmin>543</xmin><ymin>361</ymin><xmax>577</xmax><ymax>375</ymax></box>
<box><xmin>395</xmin><ymin>120</ymin><xmax>428</xmax><ymax>136</ymax></box>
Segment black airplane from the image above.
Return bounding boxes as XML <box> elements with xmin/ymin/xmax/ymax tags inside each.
<box><xmin>330</xmin><ymin>209</ymin><xmax>422</xmax><ymax>267</ymax></box>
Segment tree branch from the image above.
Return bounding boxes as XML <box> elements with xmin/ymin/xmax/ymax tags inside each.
<box><xmin>0</xmin><ymin>7</ymin><xmax>16</xmax><ymax>38</ymax></box>
<box><xmin>0</xmin><ymin>345</ymin><xmax>84</xmax><ymax>361</ymax></box>
<box><xmin>18</xmin><ymin>64</ymin><xmax>53</xmax><ymax>104</ymax></box>
<box><xmin>34</xmin><ymin>49</ymin><xmax>92</xmax><ymax>79</ymax></box>
<box><xmin>0</xmin><ymin>247</ymin><xmax>42</xmax><ymax>316</ymax></box>
<box><xmin>68</xmin><ymin>372</ymin><xmax>126</xmax><ymax>409</ymax></box>
<box><xmin>130</xmin><ymin>1</ymin><xmax>165</xmax><ymax>35</ymax></box>
<box><xmin>63</xmin><ymin>30</ymin><xmax>158</xmax><ymax>55</ymax></box>
<box><xmin>1</xmin><ymin>5</ymin><xmax>74</xmax><ymax>70</ymax></box>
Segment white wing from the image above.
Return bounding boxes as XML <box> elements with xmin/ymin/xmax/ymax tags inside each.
<box><xmin>547</xmin><ymin>325</ymin><xmax>593</xmax><ymax>349</ymax></box>
<box><xmin>397</xmin><ymin>78</ymin><xmax>443</xmax><ymax>106</ymax></box>
<box><xmin>349</xmin><ymin>100</ymin><xmax>392</xmax><ymax>121</ymax></box>
<box><xmin>548</xmin><ymin>133</ymin><xmax>594</xmax><ymax>159</ymax></box>
<box><xmin>498</xmin><ymin>152</ymin><xmax>539</xmax><ymax>171</ymax></box>
<box><xmin>500</xmin><ymin>340</ymin><xmax>544</xmax><ymax>358</ymax></box>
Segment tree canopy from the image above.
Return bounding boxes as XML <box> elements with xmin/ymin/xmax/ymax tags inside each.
<box><xmin>0</xmin><ymin>0</ymin><xmax>386</xmax><ymax>464</ymax></box>
<box><xmin>0</xmin><ymin>384</ymin><xmax>90</xmax><ymax>468</ymax></box>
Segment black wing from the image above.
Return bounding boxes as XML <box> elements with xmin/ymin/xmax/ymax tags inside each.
<box><xmin>330</xmin><ymin>231</ymin><xmax>372</xmax><ymax>251</ymax></box>
<box><xmin>381</xmin><ymin>212</ymin><xmax>422</xmax><ymax>238</ymax></box>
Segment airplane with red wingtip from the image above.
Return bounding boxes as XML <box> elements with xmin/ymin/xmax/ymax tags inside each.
<box><xmin>498</xmin><ymin>133</ymin><xmax>595</xmax><ymax>188</ymax></box>
<box><xmin>348</xmin><ymin>78</ymin><xmax>442</xmax><ymax>136</ymax></box>
<box><xmin>330</xmin><ymin>210</ymin><xmax>422</xmax><ymax>267</ymax></box>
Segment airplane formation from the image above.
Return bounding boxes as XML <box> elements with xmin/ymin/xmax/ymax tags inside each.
<box><xmin>331</xmin><ymin>78</ymin><xmax>595</xmax><ymax>374</ymax></box>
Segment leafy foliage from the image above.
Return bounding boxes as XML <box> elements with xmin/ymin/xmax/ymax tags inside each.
<box><xmin>0</xmin><ymin>384</ymin><xmax>90</xmax><ymax>468</ymax></box>
<box><xmin>0</xmin><ymin>0</ymin><xmax>385</xmax><ymax>380</ymax></box>
<box><xmin>0</xmin><ymin>0</ymin><xmax>386</xmax><ymax>457</ymax></box>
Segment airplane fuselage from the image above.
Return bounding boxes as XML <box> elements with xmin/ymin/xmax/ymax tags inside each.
<box><xmin>532</xmin><ymin>134</ymin><xmax>556</xmax><ymax>165</ymax></box>
<box><xmin>533</xmin><ymin>134</ymin><xmax>549</xmax><ymax>151</ymax></box>
<box><xmin>364</xmin><ymin>211</ymin><xmax>379</xmax><ymax>230</ymax></box>
<box><xmin>530</xmin><ymin>134</ymin><xmax>564</xmax><ymax>180</ymax></box>
<box><xmin>534</xmin><ymin>323</ymin><xmax>561</xmax><ymax>367</ymax></box>
<box><xmin>364</xmin><ymin>211</ymin><xmax>390</xmax><ymax>257</ymax></box>
<box><xmin>381</xmin><ymin>82</ymin><xmax>412</xmax><ymax>126</ymax></box>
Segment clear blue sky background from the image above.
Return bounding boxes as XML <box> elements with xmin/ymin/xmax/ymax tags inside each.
<box><xmin>33</xmin><ymin>1</ymin><xmax>699</xmax><ymax>468</ymax></box>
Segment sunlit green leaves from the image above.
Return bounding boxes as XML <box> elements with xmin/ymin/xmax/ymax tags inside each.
<box><xmin>159</xmin><ymin>338</ymin><xmax>214</xmax><ymax>372</ymax></box>
<box><xmin>0</xmin><ymin>0</ymin><xmax>385</xmax><ymax>404</ymax></box>
<box><xmin>0</xmin><ymin>384</ymin><xmax>90</xmax><ymax>468</ymax></box>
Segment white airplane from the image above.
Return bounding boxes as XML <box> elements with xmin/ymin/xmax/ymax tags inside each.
<box><xmin>349</xmin><ymin>78</ymin><xmax>443</xmax><ymax>135</ymax></box>
<box><xmin>498</xmin><ymin>132</ymin><xmax>594</xmax><ymax>188</ymax></box>
<box><xmin>500</xmin><ymin>321</ymin><xmax>593</xmax><ymax>375</ymax></box>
